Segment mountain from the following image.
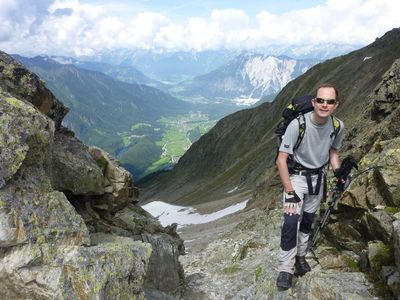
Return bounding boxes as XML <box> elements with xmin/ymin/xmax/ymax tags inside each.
<box><xmin>139</xmin><ymin>28</ymin><xmax>400</xmax><ymax>206</ymax></box>
<box><xmin>13</xmin><ymin>54</ymin><xmax>194</xmax><ymax>178</ymax></box>
<box><xmin>172</xmin><ymin>53</ymin><xmax>319</xmax><ymax>105</ymax></box>
<box><xmin>51</xmin><ymin>56</ymin><xmax>168</xmax><ymax>91</ymax></box>
<box><xmin>259</xmin><ymin>42</ymin><xmax>362</xmax><ymax>59</ymax></box>
<box><xmin>81</xmin><ymin>49</ymin><xmax>240</xmax><ymax>83</ymax></box>
<box><xmin>77</xmin><ymin>44</ymin><xmax>358</xmax><ymax>83</ymax></box>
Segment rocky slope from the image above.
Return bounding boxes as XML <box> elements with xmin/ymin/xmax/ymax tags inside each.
<box><xmin>0</xmin><ymin>50</ymin><xmax>185</xmax><ymax>299</ymax></box>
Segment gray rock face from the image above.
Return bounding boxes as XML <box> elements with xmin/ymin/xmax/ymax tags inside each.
<box><xmin>142</xmin><ymin>234</ymin><xmax>185</xmax><ymax>293</ymax></box>
<box><xmin>0</xmin><ymin>96</ymin><xmax>89</xmax><ymax>247</ymax></box>
<box><xmin>51</xmin><ymin>129</ymin><xmax>104</xmax><ymax>195</ymax></box>
<box><xmin>89</xmin><ymin>146</ymin><xmax>138</xmax><ymax>212</ymax></box>
<box><xmin>0</xmin><ymin>237</ymin><xmax>151</xmax><ymax>300</ymax></box>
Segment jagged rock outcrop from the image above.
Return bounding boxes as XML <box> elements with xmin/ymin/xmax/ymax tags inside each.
<box><xmin>89</xmin><ymin>146</ymin><xmax>139</xmax><ymax>212</ymax></box>
<box><xmin>0</xmin><ymin>51</ymin><xmax>68</xmax><ymax>128</ymax></box>
<box><xmin>0</xmin><ymin>50</ymin><xmax>185</xmax><ymax>299</ymax></box>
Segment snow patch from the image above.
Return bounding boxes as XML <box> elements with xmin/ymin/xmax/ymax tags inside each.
<box><xmin>142</xmin><ymin>199</ymin><xmax>249</xmax><ymax>228</ymax></box>
<box><xmin>233</xmin><ymin>97</ymin><xmax>259</xmax><ymax>106</ymax></box>
<box><xmin>227</xmin><ymin>186</ymin><xmax>239</xmax><ymax>194</ymax></box>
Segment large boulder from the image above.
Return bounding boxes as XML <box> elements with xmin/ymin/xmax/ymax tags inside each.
<box><xmin>0</xmin><ymin>95</ymin><xmax>89</xmax><ymax>247</ymax></box>
<box><xmin>79</xmin><ymin>203</ymin><xmax>186</xmax><ymax>297</ymax></box>
<box><xmin>89</xmin><ymin>146</ymin><xmax>138</xmax><ymax>212</ymax></box>
<box><xmin>51</xmin><ymin>128</ymin><xmax>104</xmax><ymax>195</ymax></box>
<box><xmin>0</xmin><ymin>237</ymin><xmax>152</xmax><ymax>300</ymax></box>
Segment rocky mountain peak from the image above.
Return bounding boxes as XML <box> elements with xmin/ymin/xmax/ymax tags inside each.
<box><xmin>371</xmin><ymin>27</ymin><xmax>400</xmax><ymax>48</ymax></box>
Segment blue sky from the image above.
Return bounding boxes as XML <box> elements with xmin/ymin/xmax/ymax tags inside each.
<box><xmin>0</xmin><ymin>0</ymin><xmax>399</xmax><ymax>56</ymax></box>
<box><xmin>92</xmin><ymin>0</ymin><xmax>327</xmax><ymax>20</ymax></box>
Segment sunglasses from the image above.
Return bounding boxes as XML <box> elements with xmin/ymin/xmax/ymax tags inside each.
<box><xmin>314</xmin><ymin>97</ymin><xmax>337</xmax><ymax>105</ymax></box>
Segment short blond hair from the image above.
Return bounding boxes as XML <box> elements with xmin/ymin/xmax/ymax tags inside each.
<box><xmin>316</xmin><ymin>83</ymin><xmax>338</xmax><ymax>98</ymax></box>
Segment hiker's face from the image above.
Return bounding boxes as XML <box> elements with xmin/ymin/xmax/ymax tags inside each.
<box><xmin>312</xmin><ymin>87</ymin><xmax>338</xmax><ymax>119</ymax></box>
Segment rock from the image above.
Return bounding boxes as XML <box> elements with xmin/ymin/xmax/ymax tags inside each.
<box><xmin>371</xmin><ymin>59</ymin><xmax>400</xmax><ymax>123</ymax></box>
<box><xmin>367</xmin><ymin>240</ymin><xmax>395</xmax><ymax>273</ymax></box>
<box><xmin>0</xmin><ymin>237</ymin><xmax>152</xmax><ymax>300</ymax></box>
<box><xmin>0</xmin><ymin>95</ymin><xmax>90</xmax><ymax>246</ymax></box>
<box><xmin>112</xmin><ymin>204</ymin><xmax>164</xmax><ymax>235</ymax></box>
<box><xmin>89</xmin><ymin>146</ymin><xmax>138</xmax><ymax>212</ymax></box>
<box><xmin>0</xmin><ymin>51</ymin><xmax>68</xmax><ymax>128</ymax></box>
<box><xmin>142</xmin><ymin>233</ymin><xmax>185</xmax><ymax>296</ymax></box>
<box><xmin>359</xmin><ymin>138</ymin><xmax>400</xmax><ymax>206</ymax></box>
<box><xmin>294</xmin><ymin>271</ymin><xmax>374</xmax><ymax>299</ymax></box>
<box><xmin>387</xmin><ymin>272</ymin><xmax>400</xmax><ymax>299</ymax></box>
<box><xmin>0</xmin><ymin>95</ymin><xmax>53</xmax><ymax>188</ymax></box>
<box><xmin>51</xmin><ymin>129</ymin><xmax>104</xmax><ymax>195</ymax></box>
<box><xmin>316</xmin><ymin>247</ymin><xmax>361</xmax><ymax>272</ymax></box>
<box><xmin>360</xmin><ymin>211</ymin><xmax>393</xmax><ymax>244</ymax></box>
<box><xmin>0</xmin><ymin>208</ymin><xmax>26</xmax><ymax>247</ymax></box>
<box><xmin>394</xmin><ymin>220</ymin><xmax>400</xmax><ymax>271</ymax></box>
<box><xmin>324</xmin><ymin>221</ymin><xmax>366</xmax><ymax>253</ymax></box>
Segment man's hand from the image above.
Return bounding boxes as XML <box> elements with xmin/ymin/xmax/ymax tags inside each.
<box><xmin>334</xmin><ymin>155</ymin><xmax>358</xmax><ymax>181</ymax></box>
<box><xmin>284</xmin><ymin>191</ymin><xmax>302</xmax><ymax>215</ymax></box>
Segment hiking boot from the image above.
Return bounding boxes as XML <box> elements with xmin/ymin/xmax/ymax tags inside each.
<box><xmin>295</xmin><ymin>256</ymin><xmax>311</xmax><ymax>276</ymax></box>
<box><xmin>276</xmin><ymin>271</ymin><xmax>293</xmax><ymax>291</ymax></box>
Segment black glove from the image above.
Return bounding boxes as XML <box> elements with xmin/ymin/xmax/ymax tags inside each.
<box><xmin>334</xmin><ymin>155</ymin><xmax>358</xmax><ymax>180</ymax></box>
<box><xmin>284</xmin><ymin>191</ymin><xmax>301</xmax><ymax>212</ymax></box>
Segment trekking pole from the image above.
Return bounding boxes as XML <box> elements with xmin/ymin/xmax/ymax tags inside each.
<box><xmin>308</xmin><ymin>176</ymin><xmax>351</xmax><ymax>254</ymax></box>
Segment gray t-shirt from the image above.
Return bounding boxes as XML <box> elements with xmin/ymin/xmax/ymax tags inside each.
<box><xmin>279</xmin><ymin>112</ymin><xmax>344</xmax><ymax>169</ymax></box>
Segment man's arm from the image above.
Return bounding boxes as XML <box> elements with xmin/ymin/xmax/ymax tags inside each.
<box><xmin>329</xmin><ymin>147</ymin><xmax>341</xmax><ymax>170</ymax></box>
<box><xmin>276</xmin><ymin>151</ymin><xmax>294</xmax><ymax>193</ymax></box>
<box><xmin>276</xmin><ymin>151</ymin><xmax>301</xmax><ymax>215</ymax></box>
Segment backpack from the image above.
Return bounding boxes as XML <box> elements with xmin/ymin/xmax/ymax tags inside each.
<box><xmin>275</xmin><ymin>94</ymin><xmax>341</xmax><ymax>167</ymax></box>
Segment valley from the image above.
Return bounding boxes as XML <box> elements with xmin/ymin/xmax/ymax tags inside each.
<box><xmin>120</xmin><ymin>111</ymin><xmax>217</xmax><ymax>178</ymax></box>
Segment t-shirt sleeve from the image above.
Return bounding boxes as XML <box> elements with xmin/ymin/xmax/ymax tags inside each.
<box><xmin>279</xmin><ymin>119</ymin><xmax>299</xmax><ymax>154</ymax></box>
<box><xmin>332</xmin><ymin>120</ymin><xmax>345</xmax><ymax>149</ymax></box>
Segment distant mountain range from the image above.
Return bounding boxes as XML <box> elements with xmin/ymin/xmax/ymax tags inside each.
<box><xmin>51</xmin><ymin>56</ymin><xmax>168</xmax><ymax>92</ymax></box>
<box><xmin>172</xmin><ymin>53</ymin><xmax>319</xmax><ymax>105</ymax></box>
<box><xmin>80</xmin><ymin>49</ymin><xmax>239</xmax><ymax>83</ymax></box>
<box><xmin>77</xmin><ymin>43</ymin><xmax>359</xmax><ymax>83</ymax></box>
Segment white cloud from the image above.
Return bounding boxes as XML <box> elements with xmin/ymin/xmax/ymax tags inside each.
<box><xmin>0</xmin><ymin>0</ymin><xmax>399</xmax><ymax>56</ymax></box>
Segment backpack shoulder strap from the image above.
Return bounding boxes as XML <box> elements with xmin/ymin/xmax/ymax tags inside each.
<box><xmin>330</xmin><ymin>115</ymin><xmax>340</xmax><ymax>139</ymax></box>
<box><xmin>294</xmin><ymin>113</ymin><xmax>306</xmax><ymax>150</ymax></box>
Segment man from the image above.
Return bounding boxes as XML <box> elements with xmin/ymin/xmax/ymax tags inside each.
<box><xmin>275</xmin><ymin>83</ymin><xmax>344</xmax><ymax>290</ymax></box>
